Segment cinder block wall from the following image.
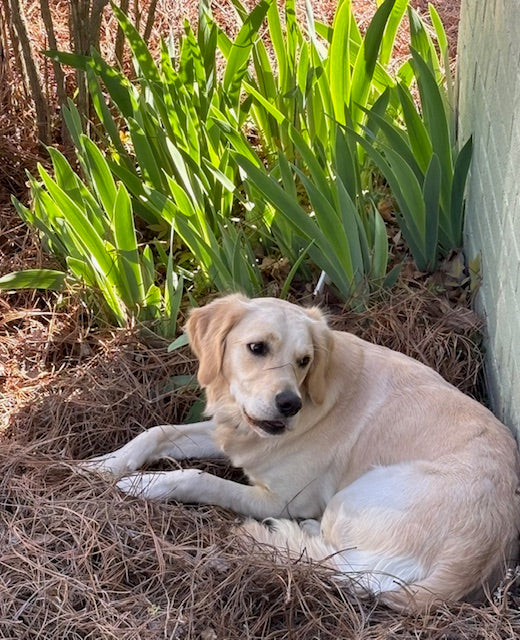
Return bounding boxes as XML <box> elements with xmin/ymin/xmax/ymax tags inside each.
<box><xmin>457</xmin><ymin>0</ymin><xmax>520</xmax><ymax>436</ymax></box>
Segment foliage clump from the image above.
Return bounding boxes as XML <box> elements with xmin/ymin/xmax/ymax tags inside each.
<box><xmin>0</xmin><ymin>0</ymin><xmax>471</xmax><ymax>336</ymax></box>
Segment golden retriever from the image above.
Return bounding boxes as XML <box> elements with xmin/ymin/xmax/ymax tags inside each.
<box><xmin>86</xmin><ymin>294</ymin><xmax>520</xmax><ymax>612</ymax></box>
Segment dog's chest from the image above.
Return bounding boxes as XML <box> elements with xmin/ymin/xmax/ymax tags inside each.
<box><xmin>220</xmin><ymin>431</ymin><xmax>335</xmax><ymax>518</ymax></box>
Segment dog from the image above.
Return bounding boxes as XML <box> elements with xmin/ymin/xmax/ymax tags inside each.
<box><xmin>86</xmin><ymin>294</ymin><xmax>520</xmax><ymax>612</ymax></box>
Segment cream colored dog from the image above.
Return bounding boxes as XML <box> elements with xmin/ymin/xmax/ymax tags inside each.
<box><xmin>87</xmin><ymin>295</ymin><xmax>520</xmax><ymax>612</ymax></box>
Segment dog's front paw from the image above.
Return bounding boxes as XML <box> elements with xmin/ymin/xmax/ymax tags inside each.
<box><xmin>79</xmin><ymin>453</ymin><xmax>129</xmax><ymax>478</ymax></box>
<box><xmin>116</xmin><ymin>469</ymin><xmax>203</xmax><ymax>502</ymax></box>
<box><xmin>116</xmin><ymin>472</ymin><xmax>168</xmax><ymax>499</ymax></box>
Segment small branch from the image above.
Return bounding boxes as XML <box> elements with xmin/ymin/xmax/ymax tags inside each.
<box><xmin>89</xmin><ymin>0</ymin><xmax>110</xmax><ymax>51</ymax></box>
<box><xmin>69</xmin><ymin>0</ymin><xmax>91</xmax><ymax>124</ymax></box>
<box><xmin>39</xmin><ymin>0</ymin><xmax>68</xmax><ymax>115</ymax></box>
<box><xmin>143</xmin><ymin>0</ymin><xmax>159</xmax><ymax>44</ymax></box>
<box><xmin>7</xmin><ymin>0</ymin><xmax>50</xmax><ymax>145</ymax></box>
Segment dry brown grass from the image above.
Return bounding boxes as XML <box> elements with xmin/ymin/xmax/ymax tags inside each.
<box><xmin>327</xmin><ymin>283</ymin><xmax>484</xmax><ymax>398</ymax></box>
<box><xmin>3</xmin><ymin>280</ymin><xmax>520</xmax><ymax>639</ymax></box>
<box><xmin>4</xmin><ymin>2</ymin><xmax>519</xmax><ymax>638</ymax></box>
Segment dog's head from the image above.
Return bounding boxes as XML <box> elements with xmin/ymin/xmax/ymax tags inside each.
<box><xmin>186</xmin><ymin>295</ymin><xmax>333</xmax><ymax>437</ymax></box>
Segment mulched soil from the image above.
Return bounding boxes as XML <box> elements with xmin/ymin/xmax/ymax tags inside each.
<box><xmin>5</xmin><ymin>2</ymin><xmax>520</xmax><ymax>639</ymax></box>
<box><xmin>5</xmin><ymin>279</ymin><xmax>517</xmax><ymax>640</ymax></box>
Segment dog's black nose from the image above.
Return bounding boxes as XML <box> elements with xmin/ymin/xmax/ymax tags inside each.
<box><xmin>275</xmin><ymin>390</ymin><xmax>302</xmax><ymax>417</ymax></box>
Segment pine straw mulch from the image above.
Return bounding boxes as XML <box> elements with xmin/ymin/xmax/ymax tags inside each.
<box><xmin>2</xmin><ymin>1</ymin><xmax>515</xmax><ymax>638</ymax></box>
<box><xmin>3</xmin><ymin>282</ymin><xmax>520</xmax><ymax>639</ymax></box>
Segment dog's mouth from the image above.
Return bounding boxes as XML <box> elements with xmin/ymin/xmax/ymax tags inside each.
<box><xmin>243</xmin><ymin>411</ymin><xmax>287</xmax><ymax>436</ymax></box>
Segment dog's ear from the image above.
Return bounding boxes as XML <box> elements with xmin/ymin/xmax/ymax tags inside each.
<box><xmin>185</xmin><ymin>294</ymin><xmax>248</xmax><ymax>387</ymax></box>
<box><xmin>305</xmin><ymin>306</ymin><xmax>333</xmax><ymax>405</ymax></box>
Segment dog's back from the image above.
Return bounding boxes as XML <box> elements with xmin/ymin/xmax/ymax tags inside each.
<box><xmin>242</xmin><ymin>326</ymin><xmax>520</xmax><ymax>612</ymax></box>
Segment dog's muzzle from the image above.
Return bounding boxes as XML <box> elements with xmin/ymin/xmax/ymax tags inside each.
<box><xmin>244</xmin><ymin>392</ymin><xmax>302</xmax><ymax>436</ymax></box>
<box><xmin>244</xmin><ymin>411</ymin><xmax>287</xmax><ymax>436</ymax></box>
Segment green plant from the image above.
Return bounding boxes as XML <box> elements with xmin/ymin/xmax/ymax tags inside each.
<box><xmin>224</xmin><ymin>0</ymin><xmax>409</xmax><ymax>162</ymax></box>
<box><xmin>216</xmin><ymin>0</ymin><xmax>413</xmax><ymax>299</ymax></box>
<box><xmin>1</xmin><ymin>143</ymin><xmax>183</xmax><ymax>337</ymax></box>
<box><xmin>2</xmin><ymin>0</ymin><xmax>470</xmax><ymax>328</ymax></box>
<box><xmin>47</xmin><ymin>0</ymin><xmax>268</xmax><ymax>296</ymax></box>
<box><xmin>353</xmin><ymin>7</ymin><xmax>472</xmax><ymax>272</ymax></box>
<box><xmin>219</xmin><ymin>116</ymin><xmax>390</xmax><ymax>301</ymax></box>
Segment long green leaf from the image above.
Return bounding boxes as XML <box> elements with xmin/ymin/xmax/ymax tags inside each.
<box><xmin>86</xmin><ymin>67</ymin><xmax>127</xmax><ymax>155</ymax></box>
<box><xmin>243</xmin><ymin>81</ymin><xmax>285</xmax><ymax>124</ymax></box>
<box><xmin>287</xmin><ymin>126</ymin><xmax>332</xmax><ymax>201</ymax></box>
<box><xmin>279</xmin><ymin>239</ymin><xmax>315</xmax><ymax>299</ymax></box>
<box><xmin>113</xmin><ymin>184</ymin><xmax>145</xmax><ymax>306</ymax></box>
<box><xmin>47</xmin><ymin>147</ymin><xmax>83</xmax><ymax>195</ymax></box>
<box><xmin>266</xmin><ymin>0</ymin><xmax>288</xmax><ymax>93</ymax></box>
<box><xmin>379</xmin><ymin>0</ymin><xmax>408</xmax><ymax>65</ymax></box>
<box><xmin>162</xmin><ymin>220</ymin><xmax>184</xmax><ymax>336</ymax></box>
<box><xmin>223</xmin><ymin>0</ymin><xmax>272</xmax><ymax>109</ymax></box>
<box><xmin>128</xmin><ymin>117</ymin><xmax>164</xmax><ymax>189</ymax></box>
<box><xmin>66</xmin><ymin>256</ymin><xmax>97</xmax><ymax>287</ymax></box>
<box><xmin>334</xmin><ymin>124</ymin><xmax>360</xmax><ymax>203</ymax></box>
<box><xmin>37</xmin><ymin>165</ymin><xmax>124</xmax><ymax>293</ymax></box>
<box><xmin>408</xmin><ymin>7</ymin><xmax>441</xmax><ymax>76</ymax></box>
<box><xmin>429</xmin><ymin>3</ymin><xmax>453</xmax><ymax>123</ymax></box>
<box><xmin>0</xmin><ymin>269</ymin><xmax>67</xmax><ymax>291</ymax></box>
<box><xmin>449</xmin><ymin>136</ymin><xmax>472</xmax><ymax>246</ymax></box>
<box><xmin>112</xmin><ymin>3</ymin><xmax>161</xmax><ymax>82</ymax></box>
<box><xmin>396</xmin><ymin>82</ymin><xmax>433</xmax><ymax>173</ymax></box>
<box><xmin>371</xmin><ymin>205</ymin><xmax>389</xmax><ymax>281</ymax></box>
<box><xmin>80</xmin><ymin>135</ymin><xmax>118</xmax><ymax>217</ymax></box>
<box><xmin>44</xmin><ymin>50</ymin><xmax>89</xmax><ymax>71</ymax></box>
<box><xmin>90</xmin><ymin>49</ymin><xmax>136</xmax><ymax>118</ymax></box>
<box><xmin>422</xmin><ymin>153</ymin><xmax>441</xmax><ymax>270</ymax></box>
<box><xmin>294</xmin><ymin>167</ymin><xmax>354</xmax><ymax>280</ymax></box>
<box><xmin>360</xmin><ymin>104</ymin><xmax>423</xmax><ymax>181</ymax></box>
<box><xmin>232</xmin><ymin>153</ymin><xmax>350</xmax><ymax>297</ymax></box>
<box><xmin>410</xmin><ymin>48</ymin><xmax>452</xmax><ymax>209</ymax></box>
<box><xmin>334</xmin><ymin>175</ymin><xmax>364</xmax><ymax>281</ymax></box>
<box><xmin>328</xmin><ymin>0</ymin><xmax>352</xmax><ymax>125</ymax></box>
<box><xmin>198</xmin><ymin>1</ymin><xmax>218</xmax><ymax>96</ymax></box>
<box><xmin>351</xmin><ymin>132</ymin><xmax>427</xmax><ymax>269</ymax></box>
<box><xmin>141</xmin><ymin>245</ymin><xmax>155</xmax><ymax>292</ymax></box>
<box><xmin>351</xmin><ymin>0</ymin><xmax>396</xmax><ymax>127</ymax></box>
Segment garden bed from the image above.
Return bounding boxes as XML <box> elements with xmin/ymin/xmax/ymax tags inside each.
<box><xmin>2</xmin><ymin>1</ymin><xmax>520</xmax><ymax>638</ymax></box>
<box><xmin>5</xmin><ymin>279</ymin><xmax>519</xmax><ymax>639</ymax></box>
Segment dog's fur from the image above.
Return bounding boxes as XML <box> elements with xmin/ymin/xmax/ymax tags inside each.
<box><xmin>87</xmin><ymin>295</ymin><xmax>520</xmax><ymax>612</ymax></box>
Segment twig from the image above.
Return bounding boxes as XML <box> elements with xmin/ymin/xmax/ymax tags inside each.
<box><xmin>39</xmin><ymin>0</ymin><xmax>68</xmax><ymax>140</ymax></box>
<box><xmin>6</xmin><ymin>0</ymin><xmax>50</xmax><ymax>145</ymax></box>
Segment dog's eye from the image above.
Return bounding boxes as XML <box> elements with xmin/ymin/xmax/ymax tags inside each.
<box><xmin>297</xmin><ymin>355</ymin><xmax>311</xmax><ymax>368</ymax></box>
<box><xmin>248</xmin><ymin>342</ymin><xmax>268</xmax><ymax>356</ymax></box>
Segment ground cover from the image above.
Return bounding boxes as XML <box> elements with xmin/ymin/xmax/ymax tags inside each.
<box><xmin>2</xmin><ymin>1</ymin><xmax>520</xmax><ymax>638</ymax></box>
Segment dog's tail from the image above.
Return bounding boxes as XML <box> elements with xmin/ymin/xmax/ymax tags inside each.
<box><xmin>239</xmin><ymin>518</ymin><xmax>402</xmax><ymax>604</ymax></box>
<box><xmin>239</xmin><ymin>518</ymin><xmax>337</xmax><ymax>567</ymax></box>
<box><xmin>239</xmin><ymin>519</ymin><xmax>516</xmax><ymax>613</ymax></box>
<box><xmin>379</xmin><ymin>551</ymin><xmax>517</xmax><ymax>613</ymax></box>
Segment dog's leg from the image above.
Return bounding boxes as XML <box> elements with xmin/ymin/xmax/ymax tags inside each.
<box><xmin>83</xmin><ymin>421</ymin><xmax>223</xmax><ymax>477</ymax></box>
<box><xmin>116</xmin><ymin>469</ymin><xmax>289</xmax><ymax>519</ymax></box>
<box><xmin>299</xmin><ymin>519</ymin><xmax>321</xmax><ymax>536</ymax></box>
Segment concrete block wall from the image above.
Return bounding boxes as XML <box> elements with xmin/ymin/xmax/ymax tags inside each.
<box><xmin>457</xmin><ymin>0</ymin><xmax>520</xmax><ymax>436</ymax></box>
